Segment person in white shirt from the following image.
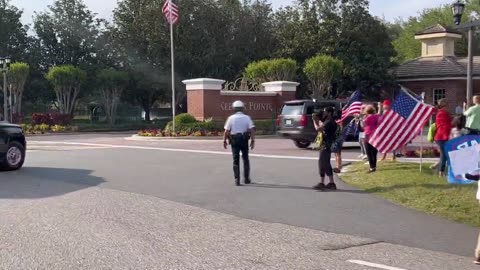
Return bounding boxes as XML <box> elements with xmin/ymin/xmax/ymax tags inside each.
<box><xmin>223</xmin><ymin>101</ymin><xmax>256</xmax><ymax>186</ymax></box>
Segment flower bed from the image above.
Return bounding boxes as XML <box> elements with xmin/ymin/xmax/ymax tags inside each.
<box><xmin>138</xmin><ymin>129</ymin><xmax>224</xmax><ymax>137</ymax></box>
<box><xmin>22</xmin><ymin>124</ymin><xmax>78</xmax><ymax>135</ymax></box>
<box><xmin>405</xmin><ymin>147</ymin><xmax>440</xmax><ymax>158</ymax></box>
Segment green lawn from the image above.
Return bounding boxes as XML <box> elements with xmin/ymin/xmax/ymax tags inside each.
<box><xmin>341</xmin><ymin>161</ymin><xmax>480</xmax><ymax>227</ymax></box>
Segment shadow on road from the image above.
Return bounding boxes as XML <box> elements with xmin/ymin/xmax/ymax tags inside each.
<box><xmin>0</xmin><ymin>167</ymin><xmax>105</xmax><ymax>199</ymax></box>
<box><xmin>245</xmin><ymin>183</ymin><xmax>366</xmax><ymax>194</ymax></box>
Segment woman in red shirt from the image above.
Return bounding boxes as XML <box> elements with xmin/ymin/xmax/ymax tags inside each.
<box><xmin>362</xmin><ymin>105</ymin><xmax>380</xmax><ymax>173</ymax></box>
<box><xmin>435</xmin><ymin>98</ymin><xmax>452</xmax><ymax>177</ymax></box>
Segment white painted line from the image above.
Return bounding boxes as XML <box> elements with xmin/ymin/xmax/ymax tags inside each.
<box><xmin>28</xmin><ymin>141</ymin><xmax>360</xmax><ymax>162</ymax></box>
<box><xmin>348</xmin><ymin>260</ymin><xmax>407</xmax><ymax>270</ymax></box>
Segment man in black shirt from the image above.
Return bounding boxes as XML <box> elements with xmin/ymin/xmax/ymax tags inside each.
<box><xmin>313</xmin><ymin>107</ymin><xmax>338</xmax><ymax>191</ymax></box>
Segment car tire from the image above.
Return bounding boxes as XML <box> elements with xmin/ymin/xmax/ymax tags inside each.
<box><xmin>1</xmin><ymin>141</ymin><xmax>25</xmax><ymax>171</ymax></box>
<box><xmin>294</xmin><ymin>140</ymin><xmax>311</xmax><ymax>149</ymax></box>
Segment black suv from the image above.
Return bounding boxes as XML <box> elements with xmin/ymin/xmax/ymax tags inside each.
<box><xmin>0</xmin><ymin>122</ymin><xmax>26</xmax><ymax>170</ymax></box>
<box><xmin>276</xmin><ymin>100</ymin><xmax>357</xmax><ymax>148</ymax></box>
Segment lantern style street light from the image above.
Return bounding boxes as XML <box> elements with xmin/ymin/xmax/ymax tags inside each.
<box><xmin>452</xmin><ymin>0</ymin><xmax>479</xmax><ymax>106</ymax></box>
<box><xmin>0</xmin><ymin>57</ymin><xmax>11</xmax><ymax>122</ymax></box>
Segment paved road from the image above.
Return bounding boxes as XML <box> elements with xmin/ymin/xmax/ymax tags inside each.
<box><xmin>0</xmin><ymin>133</ymin><xmax>476</xmax><ymax>269</ymax></box>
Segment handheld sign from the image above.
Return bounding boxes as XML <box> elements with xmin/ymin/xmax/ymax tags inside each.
<box><xmin>445</xmin><ymin>135</ymin><xmax>480</xmax><ymax>185</ymax></box>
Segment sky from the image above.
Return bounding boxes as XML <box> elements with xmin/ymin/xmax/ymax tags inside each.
<box><xmin>11</xmin><ymin>0</ymin><xmax>454</xmax><ymax>25</ymax></box>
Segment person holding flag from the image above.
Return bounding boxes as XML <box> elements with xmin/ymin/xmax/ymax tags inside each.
<box><xmin>335</xmin><ymin>90</ymin><xmax>362</xmax><ymax>172</ymax></box>
<box><xmin>369</xmin><ymin>87</ymin><xmax>435</xmax><ymax>171</ymax></box>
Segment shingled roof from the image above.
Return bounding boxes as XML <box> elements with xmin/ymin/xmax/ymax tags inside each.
<box><xmin>415</xmin><ymin>24</ymin><xmax>462</xmax><ymax>36</ymax></box>
<box><xmin>395</xmin><ymin>56</ymin><xmax>480</xmax><ymax>80</ymax></box>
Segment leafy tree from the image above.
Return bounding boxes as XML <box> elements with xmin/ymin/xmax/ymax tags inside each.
<box><xmin>392</xmin><ymin>1</ymin><xmax>480</xmax><ymax>63</ymax></box>
<box><xmin>97</xmin><ymin>68</ymin><xmax>129</xmax><ymax>125</ymax></box>
<box><xmin>0</xmin><ymin>0</ymin><xmax>31</xmax><ymax>61</ymax></box>
<box><xmin>244</xmin><ymin>58</ymin><xmax>297</xmax><ymax>84</ymax></box>
<box><xmin>33</xmin><ymin>0</ymin><xmax>103</xmax><ymax>69</ymax></box>
<box><xmin>7</xmin><ymin>62</ymin><xmax>29</xmax><ymax>114</ymax></box>
<box><xmin>46</xmin><ymin>65</ymin><xmax>87</xmax><ymax>115</ymax></box>
<box><xmin>304</xmin><ymin>55</ymin><xmax>343</xmax><ymax>99</ymax></box>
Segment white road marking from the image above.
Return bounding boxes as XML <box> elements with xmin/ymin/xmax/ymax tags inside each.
<box><xmin>28</xmin><ymin>141</ymin><xmax>360</xmax><ymax>161</ymax></box>
<box><xmin>348</xmin><ymin>260</ymin><xmax>407</xmax><ymax>270</ymax></box>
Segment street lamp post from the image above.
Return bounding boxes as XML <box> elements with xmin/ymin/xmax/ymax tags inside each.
<box><xmin>0</xmin><ymin>57</ymin><xmax>10</xmax><ymax>122</ymax></box>
<box><xmin>452</xmin><ymin>0</ymin><xmax>477</xmax><ymax>106</ymax></box>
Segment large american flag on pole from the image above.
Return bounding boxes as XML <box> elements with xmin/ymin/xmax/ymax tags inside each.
<box><xmin>370</xmin><ymin>88</ymin><xmax>435</xmax><ymax>154</ymax></box>
<box><xmin>337</xmin><ymin>90</ymin><xmax>362</xmax><ymax>123</ymax></box>
<box><xmin>163</xmin><ymin>0</ymin><xmax>179</xmax><ymax>24</ymax></box>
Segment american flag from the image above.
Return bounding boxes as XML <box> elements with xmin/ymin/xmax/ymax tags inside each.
<box><xmin>163</xmin><ymin>0</ymin><xmax>179</xmax><ymax>24</ymax></box>
<box><xmin>337</xmin><ymin>90</ymin><xmax>362</xmax><ymax>123</ymax></box>
<box><xmin>370</xmin><ymin>88</ymin><xmax>435</xmax><ymax>154</ymax></box>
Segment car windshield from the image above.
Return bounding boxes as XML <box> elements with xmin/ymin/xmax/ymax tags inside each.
<box><xmin>281</xmin><ymin>104</ymin><xmax>304</xmax><ymax>115</ymax></box>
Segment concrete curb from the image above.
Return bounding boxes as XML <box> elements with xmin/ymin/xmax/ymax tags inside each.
<box><xmin>128</xmin><ymin>134</ymin><xmax>278</xmax><ymax>141</ymax></box>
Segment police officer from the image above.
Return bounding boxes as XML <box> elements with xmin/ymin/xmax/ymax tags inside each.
<box><xmin>223</xmin><ymin>101</ymin><xmax>256</xmax><ymax>186</ymax></box>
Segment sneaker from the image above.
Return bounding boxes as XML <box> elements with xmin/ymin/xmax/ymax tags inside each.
<box><xmin>244</xmin><ymin>178</ymin><xmax>252</xmax><ymax>184</ymax></box>
<box><xmin>474</xmin><ymin>259</ymin><xmax>480</xmax><ymax>265</ymax></box>
<box><xmin>367</xmin><ymin>168</ymin><xmax>377</xmax><ymax>174</ymax></box>
<box><xmin>362</xmin><ymin>156</ymin><xmax>368</xmax><ymax>161</ymax></box>
<box><xmin>364</xmin><ymin>162</ymin><xmax>370</xmax><ymax>165</ymax></box>
<box><xmin>333</xmin><ymin>168</ymin><xmax>341</xmax><ymax>174</ymax></box>
<box><xmin>313</xmin><ymin>183</ymin><xmax>326</xmax><ymax>191</ymax></box>
<box><xmin>326</xmin><ymin>183</ymin><xmax>337</xmax><ymax>190</ymax></box>
<box><xmin>235</xmin><ymin>178</ymin><xmax>240</xmax><ymax>186</ymax></box>
<box><xmin>357</xmin><ymin>154</ymin><xmax>364</xmax><ymax>158</ymax></box>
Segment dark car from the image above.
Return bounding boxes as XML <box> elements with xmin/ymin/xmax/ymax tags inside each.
<box><xmin>276</xmin><ymin>100</ymin><xmax>358</xmax><ymax>148</ymax></box>
<box><xmin>0</xmin><ymin>122</ymin><xmax>26</xmax><ymax>170</ymax></box>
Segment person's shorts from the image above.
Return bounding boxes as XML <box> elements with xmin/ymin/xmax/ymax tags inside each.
<box><xmin>331</xmin><ymin>140</ymin><xmax>344</xmax><ymax>153</ymax></box>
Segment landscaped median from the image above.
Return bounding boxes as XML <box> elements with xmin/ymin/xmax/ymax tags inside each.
<box><xmin>341</xmin><ymin>161</ymin><xmax>480</xmax><ymax>227</ymax></box>
<box><xmin>137</xmin><ymin>113</ymin><xmax>276</xmax><ymax>138</ymax></box>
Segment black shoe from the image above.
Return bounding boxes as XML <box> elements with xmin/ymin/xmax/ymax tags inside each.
<box><xmin>244</xmin><ymin>178</ymin><xmax>252</xmax><ymax>184</ymax></box>
<box><xmin>326</xmin><ymin>183</ymin><xmax>337</xmax><ymax>190</ymax></box>
<box><xmin>465</xmin><ymin>174</ymin><xmax>480</xmax><ymax>181</ymax></box>
<box><xmin>367</xmin><ymin>168</ymin><xmax>376</xmax><ymax>174</ymax></box>
<box><xmin>313</xmin><ymin>183</ymin><xmax>326</xmax><ymax>190</ymax></box>
<box><xmin>235</xmin><ymin>178</ymin><xmax>241</xmax><ymax>186</ymax></box>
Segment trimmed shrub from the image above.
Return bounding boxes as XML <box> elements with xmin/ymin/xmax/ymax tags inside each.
<box><xmin>244</xmin><ymin>58</ymin><xmax>297</xmax><ymax>84</ymax></box>
<box><xmin>165</xmin><ymin>121</ymin><xmax>217</xmax><ymax>133</ymax></box>
<box><xmin>253</xmin><ymin>120</ymin><xmax>275</xmax><ymax>135</ymax></box>
<box><xmin>31</xmin><ymin>113</ymin><xmax>73</xmax><ymax>126</ymax></box>
<box><xmin>175</xmin><ymin>113</ymin><xmax>197</xmax><ymax>125</ymax></box>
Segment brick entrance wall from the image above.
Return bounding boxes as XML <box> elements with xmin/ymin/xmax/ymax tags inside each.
<box><xmin>400</xmin><ymin>79</ymin><xmax>471</xmax><ymax>113</ymax></box>
<box><xmin>183</xmin><ymin>79</ymin><xmax>298</xmax><ymax>121</ymax></box>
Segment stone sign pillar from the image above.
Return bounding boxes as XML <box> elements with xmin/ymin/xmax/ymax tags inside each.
<box><xmin>183</xmin><ymin>78</ymin><xmax>299</xmax><ymax>121</ymax></box>
<box><xmin>183</xmin><ymin>78</ymin><xmax>225</xmax><ymax>121</ymax></box>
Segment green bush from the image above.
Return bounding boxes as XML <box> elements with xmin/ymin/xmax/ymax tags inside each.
<box><xmin>254</xmin><ymin>120</ymin><xmax>275</xmax><ymax>135</ymax></box>
<box><xmin>244</xmin><ymin>58</ymin><xmax>297</xmax><ymax>84</ymax></box>
<box><xmin>165</xmin><ymin>121</ymin><xmax>218</xmax><ymax>133</ymax></box>
<box><xmin>175</xmin><ymin>113</ymin><xmax>197</xmax><ymax>125</ymax></box>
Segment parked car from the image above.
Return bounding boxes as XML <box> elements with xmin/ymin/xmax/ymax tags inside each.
<box><xmin>276</xmin><ymin>100</ymin><xmax>358</xmax><ymax>149</ymax></box>
<box><xmin>0</xmin><ymin>122</ymin><xmax>26</xmax><ymax>170</ymax></box>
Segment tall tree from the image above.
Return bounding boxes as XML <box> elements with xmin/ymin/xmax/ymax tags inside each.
<box><xmin>392</xmin><ymin>1</ymin><xmax>480</xmax><ymax>63</ymax></box>
<box><xmin>304</xmin><ymin>55</ymin><xmax>343</xmax><ymax>99</ymax></box>
<box><xmin>7</xmin><ymin>62</ymin><xmax>29</xmax><ymax>115</ymax></box>
<box><xmin>0</xmin><ymin>0</ymin><xmax>31</xmax><ymax>61</ymax></box>
<box><xmin>97</xmin><ymin>68</ymin><xmax>129</xmax><ymax>125</ymax></box>
<box><xmin>33</xmin><ymin>0</ymin><xmax>103</xmax><ymax>69</ymax></box>
<box><xmin>46</xmin><ymin>65</ymin><xmax>87</xmax><ymax>115</ymax></box>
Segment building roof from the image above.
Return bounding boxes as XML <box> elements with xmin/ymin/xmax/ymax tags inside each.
<box><xmin>415</xmin><ymin>24</ymin><xmax>462</xmax><ymax>36</ymax></box>
<box><xmin>395</xmin><ymin>56</ymin><xmax>480</xmax><ymax>80</ymax></box>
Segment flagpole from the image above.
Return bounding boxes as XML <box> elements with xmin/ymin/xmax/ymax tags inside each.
<box><xmin>169</xmin><ymin>0</ymin><xmax>176</xmax><ymax>133</ymax></box>
<box><xmin>420</xmin><ymin>92</ymin><xmax>425</xmax><ymax>172</ymax></box>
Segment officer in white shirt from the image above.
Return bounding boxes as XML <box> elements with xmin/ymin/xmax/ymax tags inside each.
<box><xmin>223</xmin><ymin>101</ymin><xmax>256</xmax><ymax>186</ymax></box>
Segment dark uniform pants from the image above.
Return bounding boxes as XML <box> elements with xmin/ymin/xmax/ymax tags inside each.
<box><xmin>231</xmin><ymin>134</ymin><xmax>250</xmax><ymax>180</ymax></box>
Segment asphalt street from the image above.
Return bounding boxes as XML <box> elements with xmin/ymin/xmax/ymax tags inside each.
<box><xmin>0</xmin><ymin>133</ymin><xmax>477</xmax><ymax>269</ymax></box>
